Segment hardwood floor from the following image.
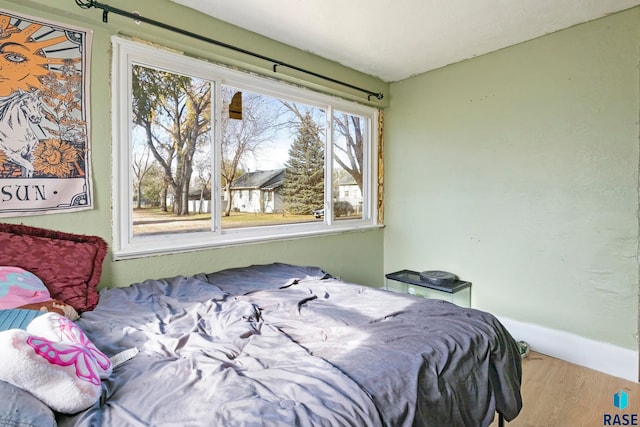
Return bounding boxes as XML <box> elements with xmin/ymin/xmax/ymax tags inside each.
<box><xmin>489</xmin><ymin>352</ymin><xmax>640</xmax><ymax>427</ymax></box>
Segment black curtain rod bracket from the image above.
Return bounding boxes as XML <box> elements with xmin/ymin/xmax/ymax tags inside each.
<box><xmin>75</xmin><ymin>0</ymin><xmax>384</xmax><ymax>101</ymax></box>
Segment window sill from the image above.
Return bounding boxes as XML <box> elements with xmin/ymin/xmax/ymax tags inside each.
<box><xmin>112</xmin><ymin>222</ymin><xmax>384</xmax><ymax>261</ymax></box>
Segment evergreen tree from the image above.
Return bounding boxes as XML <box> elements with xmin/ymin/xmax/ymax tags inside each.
<box><xmin>282</xmin><ymin>112</ymin><xmax>324</xmax><ymax>214</ymax></box>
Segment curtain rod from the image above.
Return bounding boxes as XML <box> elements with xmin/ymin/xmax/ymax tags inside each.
<box><xmin>74</xmin><ymin>0</ymin><xmax>384</xmax><ymax>101</ymax></box>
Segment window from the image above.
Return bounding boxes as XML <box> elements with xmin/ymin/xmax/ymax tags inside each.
<box><xmin>112</xmin><ymin>37</ymin><xmax>380</xmax><ymax>259</ymax></box>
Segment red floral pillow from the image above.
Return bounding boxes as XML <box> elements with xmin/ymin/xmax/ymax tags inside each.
<box><xmin>0</xmin><ymin>223</ymin><xmax>107</xmax><ymax>312</ymax></box>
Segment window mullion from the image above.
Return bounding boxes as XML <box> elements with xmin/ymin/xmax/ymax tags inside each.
<box><xmin>325</xmin><ymin>105</ymin><xmax>334</xmax><ymax>226</ymax></box>
<box><xmin>212</xmin><ymin>80</ymin><xmax>222</xmax><ymax>234</ymax></box>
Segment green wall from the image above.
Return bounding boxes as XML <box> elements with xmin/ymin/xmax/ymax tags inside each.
<box><xmin>385</xmin><ymin>7</ymin><xmax>640</xmax><ymax>349</ymax></box>
<box><xmin>5</xmin><ymin>0</ymin><xmax>638</xmax><ymax>352</ymax></box>
<box><xmin>1</xmin><ymin>0</ymin><xmax>387</xmax><ymax>288</ymax></box>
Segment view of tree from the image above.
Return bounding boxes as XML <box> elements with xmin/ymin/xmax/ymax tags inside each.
<box><xmin>281</xmin><ymin>112</ymin><xmax>324</xmax><ymax>214</ymax></box>
<box><xmin>220</xmin><ymin>87</ymin><xmax>281</xmax><ymax>216</ymax></box>
<box><xmin>131</xmin><ymin>69</ymin><xmax>363</xmax><ymax>229</ymax></box>
<box><xmin>131</xmin><ymin>65</ymin><xmax>211</xmax><ymax>215</ymax></box>
<box><xmin>132</xmin><ymin>142</ymin><xmax>152</xmax><ymax>209</ymax></box>
<box><xmin>193</xmin><ymin>155</ymin><xmax>212</xmax><ymax>214</ymax></box>
<box><xmin>282</xmin><ymin>102</ymin><xmax>364</xmax><ymax>192</ymax></box>
<box><xmin>333</xmin><ymin>113</ymin><xmax>365</xmax><ymax>191</ymax></box>
<box><xmin>139</xmin><ymin>163</ymin><xmax>165</xmax><ymax>208</ymax></box>
<box><xmin>123</xmin><ymin>38</ymin><xmax>376</xmax><ymax>241</ymax></box>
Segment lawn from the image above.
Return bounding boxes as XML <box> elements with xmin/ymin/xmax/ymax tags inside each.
<box><xmin>132</xmin><ymin>208</ymin><xmax>318</xmax><ymax>235</ymax></box>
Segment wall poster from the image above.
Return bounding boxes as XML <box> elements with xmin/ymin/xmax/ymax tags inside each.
<box><xmin>0</xmin><ymin>8</ymin><xmax>93</xmax><ymax>217</ymax></box>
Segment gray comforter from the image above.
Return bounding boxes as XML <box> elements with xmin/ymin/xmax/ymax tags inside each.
<box><xmin>57</xmin><ymin>263</ymin><xmax>521</xmax><ymax>427</ymax></box>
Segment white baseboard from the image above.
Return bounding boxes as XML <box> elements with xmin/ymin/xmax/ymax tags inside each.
<box><xmin>497</xmin><ymin>316</ymin><xmax>639</xmax><ymax>382</ymax></box>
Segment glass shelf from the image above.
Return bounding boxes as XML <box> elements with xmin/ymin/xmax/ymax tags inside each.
<box><xmin>384</xmin><ymin>270</ymin><xmax>471</xmax><ymax>307</ymax></box>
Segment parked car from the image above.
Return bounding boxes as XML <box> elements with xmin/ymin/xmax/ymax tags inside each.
<box><xmin>313</xmin><ymin>208</ymin><xmax>324</xmax><ymax>218</ymax></box>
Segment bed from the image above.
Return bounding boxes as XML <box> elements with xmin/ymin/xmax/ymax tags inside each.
<box><xmin>0</xmin><ymin>224</ymin><xmax>522</xmax><ymax>427</ymax></box>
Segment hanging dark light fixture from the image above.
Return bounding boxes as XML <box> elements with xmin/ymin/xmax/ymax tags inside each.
<box><xmin>229</xmin><ymin>91</ymin><xmax>242</xmax><ymax>120</ymax></box>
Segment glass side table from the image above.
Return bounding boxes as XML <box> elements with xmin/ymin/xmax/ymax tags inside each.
<box><xmin>384</xmin><ymin>269</ymin><xmax>471</xmax><ymax>307</ymax></box>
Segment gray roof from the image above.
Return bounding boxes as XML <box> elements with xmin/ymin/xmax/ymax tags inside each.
<box><xmin>231</xmin><ymin>168</ymin><xmax>285</xmax><ymax>190</ymax></box>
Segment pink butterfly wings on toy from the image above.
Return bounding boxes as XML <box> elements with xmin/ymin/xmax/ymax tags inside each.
<box><xmin>53</xmin><ymin>315</ymin><xmax>112</xmax><ymax>375</ymax></box>
<box><xmin>28</xmin><ymin>312</ymin><xmax>112</xmax><ymax>378</ymax></box>
<box><xmin>27</xmin><ymin>336</ymin><xmax>101</xmax><ymax>386</ymax></box>
<box><xmin>0</xmin><ymin>329</ymin><xmax>102</xmax><ymax>413</ymax></box>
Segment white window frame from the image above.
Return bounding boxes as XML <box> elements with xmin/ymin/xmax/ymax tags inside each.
<box><xmin>112</xmin><ymin>37</ymin><xmax>380</xmax><ymax>260</ymax></box>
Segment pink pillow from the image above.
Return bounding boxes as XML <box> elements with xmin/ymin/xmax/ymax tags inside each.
<box><xmin>0</xmin><ymin>267</ymin><xmax>50</xmax><ymax>309</ymax></box>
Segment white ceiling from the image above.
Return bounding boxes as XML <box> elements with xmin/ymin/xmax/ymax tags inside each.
<box><xmin>169</xmin><ymin>0</ymin><xmax>640</xmax><ymax>82</ymax></box>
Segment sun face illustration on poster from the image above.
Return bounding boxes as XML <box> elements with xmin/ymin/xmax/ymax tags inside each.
<box><xmin>0</xmin><ymin>9</ymin><xmax>93</xmax><ymax>216</ymax></box>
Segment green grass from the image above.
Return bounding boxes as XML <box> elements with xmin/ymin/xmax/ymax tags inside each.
<box><xmin>133</xmin><ymin>208</ymin><xmax>317</xmax><ymax>232</ymax></box>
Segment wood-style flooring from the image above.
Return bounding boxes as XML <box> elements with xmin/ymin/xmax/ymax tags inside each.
<box><xmin>489</xmin><ymin>352</ymin><xmax>640</xmax><ymax>427</ymax></box>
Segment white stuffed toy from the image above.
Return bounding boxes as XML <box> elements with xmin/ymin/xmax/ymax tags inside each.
<box><xmin>0</xmin><ymin>312</ymin><xmax>112</xmax><ymax>414</ymax></box>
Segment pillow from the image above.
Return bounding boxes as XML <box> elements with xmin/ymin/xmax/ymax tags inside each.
<box><xmin>27</xmin><ymin>313</ymin><xmax>113</xmax><ymax>380</ymax></box>
<box><xmin>0</xmin><ymin>313</ymin><xmax>113</xmax><ymax>414</ymax></box>
<box><xmin>0</xmin><ymin>266</ymin><xmax>79</xmax><ymax>320</ymax></box>
<box><xmin>0</xmin><ymin>223</ymin><xmax>107</xmax><ymax>312</ymax></box>
<box><xmin>0</xmin><ymin>380</ymin><xmax>57</xmax><ymax>427</ymax></box>
<box><xmin>0</xmin><ymin>266</ymin><xmax>51</xmax><ymax>309</ymax></box>
<box><xmin>0</xmin><ymin>308</ymin><xmax>43</xmax><ymax>331</ymax></box>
